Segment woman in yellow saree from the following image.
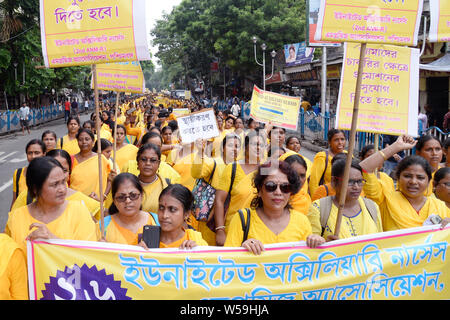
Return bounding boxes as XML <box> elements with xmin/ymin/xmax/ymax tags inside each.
<box><xmin>113</xmin><ymin>124</ymin><xmax>139</xmax><ymax>170</ymax></box>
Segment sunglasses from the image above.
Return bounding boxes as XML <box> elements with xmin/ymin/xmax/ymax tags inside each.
<box><xmin>115</xmin><ymin>192</ymin><xmax>141</xmax><ymax>203</ymax></box>
<box><xmin>263</xmin><ymin>181</ymin><xmax>291</xmax><ymax>194</ymax></box>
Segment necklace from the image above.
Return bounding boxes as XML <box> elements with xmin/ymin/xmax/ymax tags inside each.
<box><xmin>139</xmin><ymin>175</ymin><xmax>158</xmax><ymax>186</ymax></box>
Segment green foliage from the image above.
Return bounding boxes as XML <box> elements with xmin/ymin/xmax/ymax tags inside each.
<box><xmin>151</xmin><ymin>0</ymin><xmax>307</xmax><ymax>87</ymax></box>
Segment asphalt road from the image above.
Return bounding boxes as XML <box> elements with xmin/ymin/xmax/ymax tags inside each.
<box><xmin>0</xmin><ymin>116</ymin><xmax>316</xmax><ymax>232</ymax></box>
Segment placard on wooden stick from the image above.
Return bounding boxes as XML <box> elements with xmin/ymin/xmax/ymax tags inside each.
<box><xmin>176</xmin><ymin>108</ymin><xmax>220</xmax><ymax>144</ymax></box>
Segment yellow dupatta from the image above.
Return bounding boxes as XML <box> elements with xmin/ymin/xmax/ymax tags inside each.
<box><xmin>70</xmin><ymin>154</ymin><xmax>112</xmax><ymax>196</ymax></box>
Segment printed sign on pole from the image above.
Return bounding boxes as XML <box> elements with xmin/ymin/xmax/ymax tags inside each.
<box><xmin>314</xmin><ymin>0</ymin><xmax>423</xmax><ymax>46</ymax></box>
<box><xmin>336</xmin><ymin>43</ymin><xmax>420</xmax><ymax>136</ymax></box>
<box><xmin>249</xmin><ymin>86</ymin><xmax>301</xmax><ymax>131</ymax></box>
<box><xmin>40</xmin><ymin>0</ymin><xmax>150</xmax><ymax>68</ymax></box>
<box><xmin>92</xmin><ymin>61</ymin><xmax>145</xmax><ymax>93</ymax></box>
<box><xmin>429</xmin><ymin>0</ymin><xmax>450</xmax><ymax>43</ymax></box>
<box><xmin>177</xmin><ymin>108</ymin><xmax>220</xmax><ymax>144</ymax></box>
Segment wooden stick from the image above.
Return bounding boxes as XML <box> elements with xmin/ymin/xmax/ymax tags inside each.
<box><xmin>113</xmin><ymin>91</ymin><xmax>119</xmax><ymax>172</ymax></box>
<box><xmin>334</xmin><ymin>42</ymin><xmax>367</xmax><ymax>237</ymax></box>
<box><xmin>92</xmin><ymin>64</ymin><xmax>105</xmax><ymax>238</ymax></box>
<box><xmin>374</xmin><ymin>133</ymin><xmax>380</xmax><ymax>178</ymax></box>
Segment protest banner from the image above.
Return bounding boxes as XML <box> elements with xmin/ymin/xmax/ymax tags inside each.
<box><xmin>176</xmin><ymin>109</ymin><xmax>220</xmax><ymax>144</ymax></box>
<box><xmin>27</xmin><ymin>225</ymin><xmax>450</xmax><ymax>300</ymax></box>
<box><xmin>249</xmin><ymin>86</ymin><xmax>301</xmax><ymax>131</ymax></box>
<box><xmin>92</xmin><ymin>61</ymin><xmax>145</xmax><ymax>94</ymax></box>
<box><xmin>429</xmin><ymin>0</ymin><xmax>450</xmax><ymax>43</ymax></box>
<box><xmin>39</xmin><ymin>0</ymin><xmax>150</xmax><ymax>68</ymax></box>
<box><xmin>314</xmin><ymin>0</ymin><xmax>423</xmax><ymax>46</ymax></box>
<box><xmin>172</xmin><ymin>108</ymin><xmax>190</xmax><ymax>117</ymax></box>
<box><xmin>336</xmin><ymin>43</ymin><xmax>419</xmax><ymax>136</ymax></box>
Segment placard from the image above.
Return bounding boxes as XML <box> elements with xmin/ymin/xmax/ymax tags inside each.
<box><xmin>176</xmin><ymin>108</ymin><xmax>220</xmax><ymax>144</ymax></box>
<box><xmin>314</xmin><ymin>0</ymin><xmax>423</xmax><ymax>46</ymax></box>
<box><xmin>249</xmin><ymin>86</ymin><xmax>301</xmax><ymax>131</ymax></box>
<box><xmin>40</xmin><ymin>0</ymin><xmax>150</xmax><ymax>68</ymax></box>
<box><xmin>284</xmin><ymin>42</ymin><xmax>315</xmax><ymax>67</ymax></box>
<box><xmin>306</xmin><ymin>0</ymin><xmax>340</xmax><ymax>47</ymax></box>
<box><xmin>92</xmin><ymin>61</ymin><xmax>145</xmax><ymax>93</ymax></box>
<box><xmin>429</xmin><ymin>0</ymin><xmax>450</xmax><ymax>43</ymax></box>
<box><xmin>336</xmin><ymin>43</ymin><xmax>419</xmax><ymax>136</ymax></box>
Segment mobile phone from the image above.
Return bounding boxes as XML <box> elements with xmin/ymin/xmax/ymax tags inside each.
<box><xmin>142</xmin><ymin>225</ymin><xmax>161</xmax><ymax>248</ymax></box>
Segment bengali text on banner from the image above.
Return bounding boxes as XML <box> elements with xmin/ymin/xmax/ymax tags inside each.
<box><xmin>27</xmin><ymin>225</ymin><xmax>450</xmax><ymax>300</ymax></box>
<box><xmin>92</xmin><ymin>61</ymin><xmax>145</xmax><ymax>94</ymax></box>
<box><xmin>40</xmin><ymin>0</ymin><xmax>150</xmax><ymax>68</ymax></box>
<box><xmin>429</xmin><ymin>0</ymin><xmax>450</xmax><ymax>43</ymax></box>
<box><xmin>249</xmin><ymin>86</ymin><xmax>300</xmax><ymax>131</ymax></box>
<box><xmin>336</xmin><ymin>42</ymin><xmax>419</xmax><ymax>136</ymax></box>
<box><xmin>314</xmin><ymin>0</ymin><xmax>423</xmax><ymax>46</ymax></box>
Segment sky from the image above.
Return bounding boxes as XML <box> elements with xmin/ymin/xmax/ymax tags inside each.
<box><xmin>145</xmin><ymin>0</ymin><xmax>182</xmax><ymax>67</ymax></box>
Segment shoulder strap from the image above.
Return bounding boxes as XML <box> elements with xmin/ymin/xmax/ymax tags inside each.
<box><xmin>60</xmin><ymin>137</ymin><xmax>64</xmax><ymax>148</ymax></box>
<box><xmin>100</xmin><ymin>215</ymin><xmax>112</xmax><ymax>233</ymax></box>
<box><xmin>238</xmin><ymin>208</ymin><xmax>251</xmax><ymax>244</ymax></box>
<box><xmin>149</xmin><ymin>212</ymin><xmax>160</xmax><ymax>226</ymax></box>
<box><xmin>362</xmin><ymin>198</ymin><xmax>378</xmax><ymax>223</ymax></box>
<box><xmin>228</xmin><ymin>162</ymin><xmax>237</xmax><ymax>195</ymax></box>
<box><xmin>15</xmin><ymin>168</ymin><xmax>23</xmax><ymax>195</ymax></box>
<box><xmin>207</xmin><ymin>160</ymin><xmax>217</xmax><ymax>184</ymax></box>
<box><xmin>26</xmin><ymin>190</ymin><xmax>33</xmax><ymax>205</ymax></box>
<box><xmin>319</xmin><ymin>151</ymin><xmax>329</xmax><ymax>186</ymax></box>
<box><xmin>319</xmin><ymin>196</ymin><xmax>333</xmax><ymax>236</ymax></box>
<box><xmin>324</xmin><ymin>184</ymin><xmax>329</xmax><ymax>196</ymax></box>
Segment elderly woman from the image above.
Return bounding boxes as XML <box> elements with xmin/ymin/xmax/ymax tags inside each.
<box><xmin>360</xmin><ymin>135</ymin><xmax>450</xmax><ymax>231</ymax></box>
<box><xmin>224</xmin><ymin>161</ymin><xmax>322</xmax><ymax>254</ymax></box>
<box><xmin>139</xmin><ymin>184</ymin><xmax>207</xmax><ymax>249</ymax></box>
<box><xmin>6</xmin><ymin>157</ymin><xmax>98</xmax><ymax>253</ymax></box>
<box><xmin>101</xmin><ymin>173</ymin><xmax>158</xmax><ymax>245</ymax></box>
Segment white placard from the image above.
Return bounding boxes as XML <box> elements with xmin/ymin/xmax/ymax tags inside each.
<box><xmin>176</xmin><ymin>108</ymin><xmax>220</xmax><ymax>144</ymax></box>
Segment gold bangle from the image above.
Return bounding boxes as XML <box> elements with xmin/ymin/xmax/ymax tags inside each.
<box><xmin>379</xmin><ymin>151</ymin><xmax>388</xmax><ymax>161</ymax></box>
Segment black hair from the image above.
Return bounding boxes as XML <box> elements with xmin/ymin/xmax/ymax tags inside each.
<box><xmin>26</xmin><ymin>156</ymin><xmax>64</xmax><ymax>198</ymax></box>
<box><xmin>331</xmin><ymin>158</ymin><xmax>363</xmax><ymax>178</ymax></box>
<box><xmin>221</xmin><ymin>133</ymin><xmax>242</xmax><ymax>153</ymax></box>
<box><xmin>268</xmin><ymin>126</ymin><xmax>286</xmax><ymax>139</ymax></box>
<box><xmin>161</xmin><ymin>126</ymin><xmax>173</xmax><ymax>134</ymax></box>
<box><xmin>108</xmin><ymin>173</ymin><xmax>144</xmax><ymax>215</ymax></box>
<box><xmin>327</xmin><ymin>129</ymin><xmax>345</xmax><ymax>142</ymax></box>
<box><xmin>284</xmin><ymin>154</ymin><xmax>308</xmax><ymax>171</ymax></box>
<box><xmin>76</xmin><ymin>128</ymin><xmax>95</xmax><ymax>141</ymax></box>
<box><xmin>434</xmin><ymin>167</ymin><xmax>450</xmax><ymax>184</ymax></box>
<box><xmin>225</xmin><ymin>116</ymin><xmax>235</xmax><ymax>124</ymax></box>
<box><xmin>395</xmin><ymin>155</ymin><xmax>432</xmax><ymax>181</ymax></box>
<box><xmin>168</xmin><ymin>120</ymin><xmax>178</xmax><ymax>132</ymax></box>
<box><xmin>111</xmin><ymin>124</ymin><xmax>127</xmax><ymax>137</ymax></box>
<box><xmin>286</xmin><ymin>135</ymin><xmax>301</xmax><ymax>147</ymax></box>
<box><xmin>268</xmin><ymin>146</ymin><xmax>286</xmax><ymax>158</ymax></box>
<box><xmin>141</xmin><ymin>132</ymin><xmax>163</xmax><ymax>146</ymax></box>
<box><xmin>41</xmin><ymin>130</ymin><xmax>57</xmax><ymax>141</ymax></box>
<box><xmin>159</xmin><ymin>183</ymin><xmax>193</xmax><ymax>214</ymax></box>
<box><xmin>67</xmin><ymin>115</ymin><xmax>80</xmax><ymax>126</ymax></box>
<box><xmin>416</xmin><ymin>135</ymin><xmax>442</xmax><ymax>151</ymax></box>
<box><xmin>82</xmin><ymin>120</ymin><xmax>95</xmax><ymax>130</ymax></box>
<box><xmin>137</xmin><ymin>143</ymin><xmax>161</xmax><ymax>161</ymax></box>
<box><xmin>244</xmin><ymin>130</ymin><xmax>265</xmax><ymax>150</ymax></box>
<box><xmin>46</xmin><ymin>149</ymin><xmax>73</xmax><ymax>175</ymax></box>
<box><xmin>331</xmin><ymin>152</ymin><xmax>347</xmax><ymax>165</ymax></box>
<box><xmin>92</xmin><ymin>138</ymin><xmax>113</xmax><ymax>153</ymax></box>
<box><xmin>251</xmin><ymin>160</ymin><xmax>301</xmax><ymax>209</ymax></box>
<box><xmin>444</xmin><ymin>137</ymin><xmax>450</xmax><ymax>151</ymax></box>
<box><xmin>26</xmin><ymin>139</ymin><xmax>46</xmax><ymax>154</ymax></box>
<box><xmin>360</xmin><ymin>144</ymin><xmax>375</xmax><ymax>160</ymax></box>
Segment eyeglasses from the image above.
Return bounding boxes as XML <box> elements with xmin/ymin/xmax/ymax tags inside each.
<box><xmin>115</xmin><ymin>192</ymin><xmax>141</xmax><ymax>203</ymax></box>
<box><xmin>139</xmin><ymin>157</ymin><xmax>160</xmax><ymax>164</ymax></box>
<box><xmin>263</xmin><ymin>181</ymin><xmax>291</xmax><ymax>193</ymax></box>
<box><xmin>335</xmin><ymin>177</ymin><xmax>366</xmax><ymax>186</ymax></box>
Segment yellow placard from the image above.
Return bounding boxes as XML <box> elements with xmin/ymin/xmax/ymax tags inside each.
<box><xmin>429</xmin><ymin>0</ymin><xmax>450</xmax><ymax>42</ymax></box>
<box><xmin>172</xmin><ymin>108</ymin><xmax>190</xmax><ymax>117</ymax></box>
<box><xmin>92</xmin><ymin>61</ymin><xmax>145</xmax><ymax>93</ymax></box>
<box><xmin>250</xmin><ymin>85</ymin><xmax>301</xmax><ymax>131</ymax></box>
<box><xmin>39</xmin><ymin>0</ymin><xmax>150</xmax><ymax>68</ymax></box>
<box><xmin>27</xmin><ymin>226</ymin><xmax>450</xmax><ymax>300</ymax></box>
<box><xmin>336</xmin><ymin>43</ymin><xmax>419</xmax><ymax>136</ymax></box>
<box><xmin>314</xmin><ymin>0</ymin><xmax>423</xmax><ymax>46</ymax></box>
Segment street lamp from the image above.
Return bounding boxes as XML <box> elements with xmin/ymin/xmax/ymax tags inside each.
<box><xmin>252</xmin><ymin>36</ymin><xmax>276</xmax><ymax>91</ymax></box>
<box><xmin>13</xmin><ymin>62</ymin><xmax>18</xmax><ymax>107</ymax></box>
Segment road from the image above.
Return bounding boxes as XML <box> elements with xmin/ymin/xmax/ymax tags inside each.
<box><xmin>0</xmin><ymin>117</ymin><xmax>316</xmax><ymax>232</ymax></box>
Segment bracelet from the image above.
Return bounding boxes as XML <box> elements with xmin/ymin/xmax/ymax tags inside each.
<box><xmin>379</xmin><ymin>151</ymin><xmax>388</xmax><ymax>161</ymax></box>
<box><xmin>215</xmin><ymin>226</ymin><xmax>225</xmax><ymax>231</ymax></box>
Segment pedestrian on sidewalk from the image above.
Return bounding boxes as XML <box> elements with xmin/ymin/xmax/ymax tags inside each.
<box><xmin>19</xmin><ymin>102</ymin><xmax>30</xmax><ymax>135</ymax></box>
<box><xmin>64</xmin><ymin>99</ymin><xmax>71</xmax><ymax>123</ymax></box>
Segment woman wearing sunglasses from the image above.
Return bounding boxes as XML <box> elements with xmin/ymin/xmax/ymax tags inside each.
<box><xmin>307</xmin><ymin>158</ymin><xmax>383</xmax><ymax>244</ymax></box>
<box><xmin>224</xmin><ymin>161</ymin><xmax>321</xmax><ymax>255</ymax></box>
<box><xmin>101</xmin><ymin>173</ymin><xmax>158</xmax><ymax>245</ymax></box>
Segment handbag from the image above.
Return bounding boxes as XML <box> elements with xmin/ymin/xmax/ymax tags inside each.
<box><xmin>192</xmin><ymin>160</ymin><xmax>217</xmax><ymax>221</ymax></box>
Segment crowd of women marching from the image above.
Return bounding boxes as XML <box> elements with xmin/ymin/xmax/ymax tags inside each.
<box><xmin>1</xmin><ymin>92</ymin><xmax>450</xmax><ymax>299</ymax></box>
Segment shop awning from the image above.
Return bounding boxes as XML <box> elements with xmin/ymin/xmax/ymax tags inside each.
<box><xmin>419</xmin><ymin>53</ymin><xmax>450</xmax><ymax>72</ymax></box>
